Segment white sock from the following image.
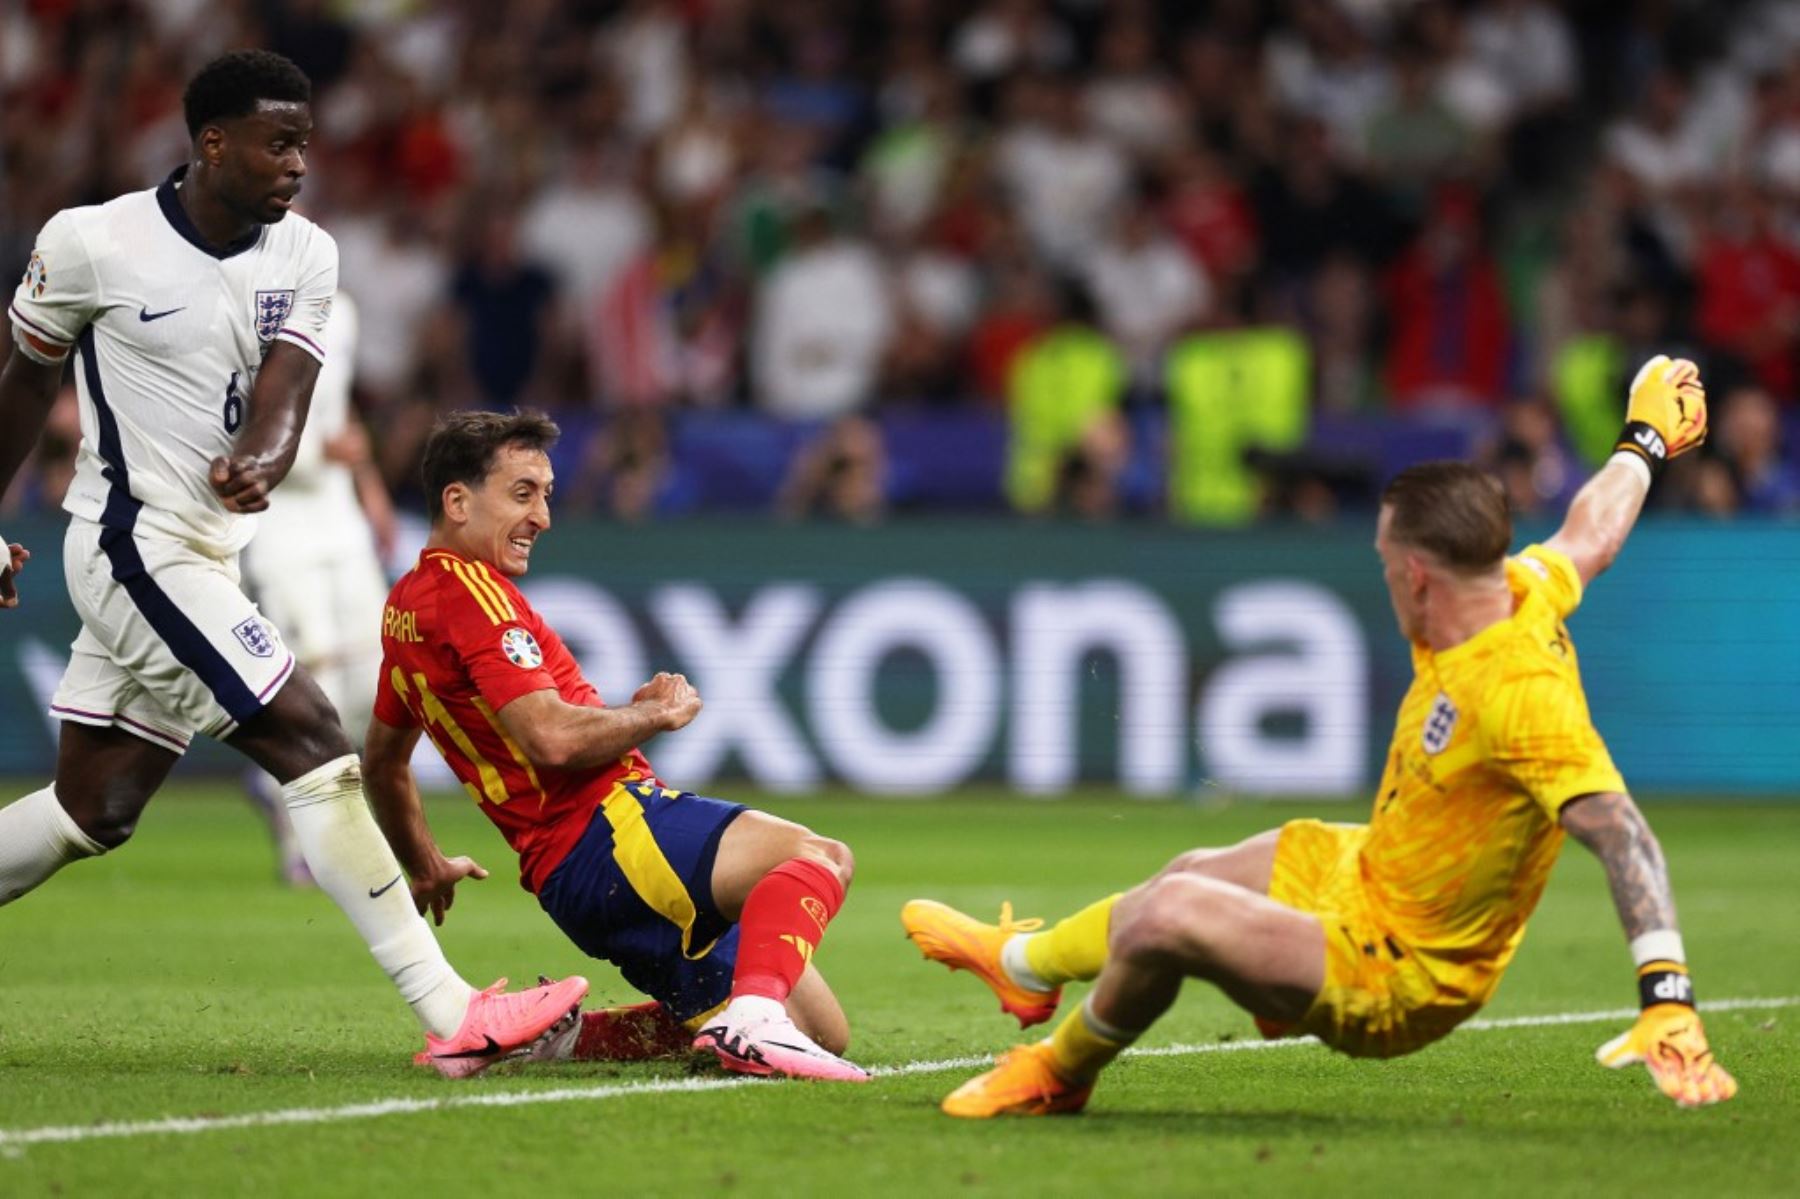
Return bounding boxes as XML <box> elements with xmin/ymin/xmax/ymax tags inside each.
<box><xmin>721</xmin><ymin>994</ymin><xmax>788</xmax><ymax>1027</ymax></box>
<box><xmin>0</xmin><ymin>786</ymin><xmax>105</xmax><ymax>906</ymax></box>
<box><xmin>1001</xmin><ymin>933</ymin><xmax>1054</xmax><ymax>992</ymax></box>
<box><xmin>282</xmin><ymin>754</ymin><xmax>473</xmax><ymax>1037</ymax></box>
<box><xmin>1080</xmin><ymin>992</ymin><xmax>1141</xmax><ymax>1043</ymax></box>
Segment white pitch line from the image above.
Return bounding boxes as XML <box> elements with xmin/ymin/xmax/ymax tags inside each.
<box><xmin>0</xmin><ymin>996</ymin><xmax>1790</xmax><ymax>1151</ymax></box>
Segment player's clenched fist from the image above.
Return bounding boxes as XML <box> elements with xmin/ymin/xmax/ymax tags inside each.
<box><xmin>0</xmin><ymin>538</ymin><xmax>29</xmax><ymax>609</ymax></box>
<box><xmin>633</xmin><ymin>671</ymin><xmax>703</xmax><ymax>732</ymax></box>
<box><xmin>210</xmin><ymin>454</ymin><xmax>277</xmax><ymax>513</ymax></box>
<box><xmin>1616</xmin><ymin>355</ymin><xmax>1707</xmax><ymax>475</ymax></box>
<box><xmin>1596</xmin><ymin>1002</ymin><xmax>1737</xmax><ymax>1107</ymax></box>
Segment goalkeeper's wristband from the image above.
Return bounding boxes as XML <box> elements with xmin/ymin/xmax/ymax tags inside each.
<box><xmin>1638</xmin><ymin>960</ymin><xmax>1695</xmax><ymax>1009</ymax></box>
<box><xmin>1615</xmin><ymin>421</ymin><xmax>1670</xmax><ymax>477</ymax></box>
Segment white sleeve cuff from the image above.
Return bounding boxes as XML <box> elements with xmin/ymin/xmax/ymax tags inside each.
<box><xmin>1607</xmin><ymin>450</ymin><xmax>1654</xmax><ymax>490</ymax></box>
<box><xmin>1629</xmin><ymin>929</ymin><xmax>1686</xmax><ymax>967</ymax></box>
<box><xmin>273</xmin><ymin>326</ymin><xmax>327</xmax><ymax>364</ymax></box>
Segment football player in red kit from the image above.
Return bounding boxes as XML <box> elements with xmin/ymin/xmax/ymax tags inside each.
<box><xmin>362</xmin><ymin>410</ymin><xmax>866</xmax><ymax>1081</ymax></box>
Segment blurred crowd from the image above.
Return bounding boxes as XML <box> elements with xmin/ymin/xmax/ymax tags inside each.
<box><xmin>5</xmin><ymin>0</ymin><xmax>1800</xmax><ymax>524</ymax></box>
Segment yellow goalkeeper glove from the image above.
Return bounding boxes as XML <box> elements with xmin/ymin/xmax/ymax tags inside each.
<box><xmin>1596</xmin><ymin>964</ymin><xmax>1737</xmax><ymax>1107</ymax></box>
<box><xmin>1615</xmin><ymin>355</ymin><xmax>1708</xmax><ymax>476</ymax></box>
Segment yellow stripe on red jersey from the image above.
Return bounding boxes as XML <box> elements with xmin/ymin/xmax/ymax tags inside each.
<box><xmin>374</xmin><ymin>547</ymin><xmax>660</xmax><ymax>892</ymax></box>
<box><xmin>1362</xmin><ymin>543</ymin><xmax>1624</xmax><ymax>998</ymax></box>
<box><xmin>437</xmin><ymin>556</ymin><xmax>515</xmax><ymax>624</ymax></box>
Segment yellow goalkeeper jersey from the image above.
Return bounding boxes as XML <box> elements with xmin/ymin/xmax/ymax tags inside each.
<box><xmin>1361</xmin><ymin>543</ymin><xmax>1625</xmax><ymax>995</ymax></box>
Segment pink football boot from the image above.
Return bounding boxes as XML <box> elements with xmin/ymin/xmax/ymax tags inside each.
<box><xmin>691</xmin><ymin>996</ymin><xmax>870</xmax><ymax>1082</ymax></box>
<box><xmin>417</xmin><ymin>975</ymin><xmax>589</xmax><ymax>1079</ymax></box>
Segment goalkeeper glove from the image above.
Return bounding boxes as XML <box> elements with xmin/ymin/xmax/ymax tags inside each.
<box><xmin>1615</xmin><ymin>355</ymin><xmax>1708</xmax><ymax>477</ymax></box>
<box><xmin>1596</xmin><ymin>962</ymin><xmax>1737</xmax><ymax>1107</ymax></box>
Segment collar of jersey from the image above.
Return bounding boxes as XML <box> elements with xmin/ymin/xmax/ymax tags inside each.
<box><xmin>1426</xmin><ymin>583</ymin><xmax>1536</xmax><ymax>668</ymax></box>
<box><xmin>157</xmin><ymin>166</ymin><xmax>263</xmax><ymax>260</ymax></box>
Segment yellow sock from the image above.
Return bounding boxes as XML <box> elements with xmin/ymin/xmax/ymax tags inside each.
<box><xmin>1047</xmin><ymin>997</ymin><xmax>1131</xmax><ymax>1084</ymax></box>
<box><xmin>1023</xmin><ymin>893</ymin><xmax>1120</xmax><ymax>986</ymax></box>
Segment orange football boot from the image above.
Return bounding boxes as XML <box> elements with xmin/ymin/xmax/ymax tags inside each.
<box><xmin>941</xmin><ymin>1042</ymin><xmax>1092</xmax><ymax>1118</ymax></box>
<box><xmin>901</xmin><ymin>899</ymin><xmax>1061</xmax><ymax>1027</ymax></box>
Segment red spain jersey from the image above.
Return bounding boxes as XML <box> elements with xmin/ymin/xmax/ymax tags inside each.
<box><xmin>374</xmin><ymin>547</ymin><xmax>659</xmax><ymax>893</ymax></box>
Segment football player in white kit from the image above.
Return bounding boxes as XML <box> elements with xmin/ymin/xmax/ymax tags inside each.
<box><xmin>240</xmin><ymin>290</ymin><xmax>391</xmax><ymax>886</ymax></box>
<box><xmin>0</xmin><ymin>50</ymin><xmax>587</xmax><ymax>1077</ymax></box>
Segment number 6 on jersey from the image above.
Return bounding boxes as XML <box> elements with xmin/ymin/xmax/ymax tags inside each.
<box><xmin>224</xmin><ymin>370</ymin><xmax>243</xmax><ymax>433</ymax></box>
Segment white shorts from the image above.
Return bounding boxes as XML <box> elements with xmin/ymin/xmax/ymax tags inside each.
<box><xmin>239</xmin><ymin>532</ymin><xmax>383</xmax><ymax>666</ymax></box>
<box><xmin>51</xmin><ymin>518</ymin><xmax>296</xmax><ymax>750</ymax></box>
<box><xmin>242</xmin><ymin>536</ymin><xmax>385</xmax><ymax>721</ymax></box>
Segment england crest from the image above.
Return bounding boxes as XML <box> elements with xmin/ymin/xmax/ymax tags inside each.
<box><xmin>1421</xmin><ymin>692</ymin><xmax>1459</xmax><ymax>755</ymax></box>
<box><xmin>254</xmin><ymin>289</ymin><xmax>295</xmax><ymax>342</ymax></box>
<box><xmin>233</xmin><ymin>617</ymin><xmax>276</xmax><ymax>659</ymax></box>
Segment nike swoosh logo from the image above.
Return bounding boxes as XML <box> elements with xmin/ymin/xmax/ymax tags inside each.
<box><xmin>434</xmin><ymin>1035</ymin><xmax>502</xmax><ymax>1059</ymax></box>
<box><xmin>368</xmin><ymin>873</ymin><xmax>403</xmax><ymax>899</ymax></box>
<box><xmin>138</xmin><ymin>306</ymin><xmax>185</xmax><ymax>322</ymax></box>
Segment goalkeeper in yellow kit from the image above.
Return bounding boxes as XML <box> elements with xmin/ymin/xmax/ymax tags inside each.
<box><xmin>906</xmin><ymin>356</ymin><xmax>1737</xmax><ymax>1116</ymax></box>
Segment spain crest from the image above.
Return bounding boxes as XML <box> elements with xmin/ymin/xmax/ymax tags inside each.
<box><xmin>254</xmin><ymin>289</ymin><xmax>295</xmax><ymax>342</ymax></box>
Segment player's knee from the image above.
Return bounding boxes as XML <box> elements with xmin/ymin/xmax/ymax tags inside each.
<box><xmin>1111</xmin><ymin>875</ymin><xmax>1218</xmax><ymax>963</ymax></box>
<box><xmin>796</xmin><ymin>833</ymin><xmax>854</xmax><ymax>888</ymax></box>
<box><xmin>238</xmin><ymin>677</ymin><xmax>355</xmax><ymax>778</ymax></box>
<box><xmin>58</xmin><ymin>784</ymin><xmax>148</xmax><ymax>850</ymax></box>
<box><xmin>1159</xmin><ymin>847</ymin><xmax>1223</xmax><ymax>879</ymax></box>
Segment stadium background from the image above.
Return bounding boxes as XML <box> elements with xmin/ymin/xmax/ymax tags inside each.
<box><xmin>2</xmin><ymin>0</ymin><xmax>1798</xmax><ymax>800</ymax></box>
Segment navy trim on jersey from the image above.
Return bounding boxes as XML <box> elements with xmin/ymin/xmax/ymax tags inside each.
<box><xmin>76</xmin><ymin>327</ymin><xmax>144</xmax><ymax>530</ymax></box>
<box><xmin>96</xmin><ymin>525</ymin><xmax>265</xmax><ymax>725</ymax></box>
<box><xmin>156</xmin><ymin>166</ymin><xmax>261</xmax><ymax>260</ymax></box>
<box><xmin>77</xmin><ymin>326</ymin><xmax>267</xmax><ymax>727</ymax></box>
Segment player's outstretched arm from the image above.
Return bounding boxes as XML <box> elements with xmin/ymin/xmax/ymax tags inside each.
<box><xmin>1545</xmin><ymin>355</ymin><xmax>1707</xmax><ymax>588</ymax></box>
<box><xmin>210</xmin><ymin>340</ymin><xmax>323</xmax><ymax>513</ymax></box>
<box><xmin>364</xmin><ymin>714</ymin><xmax>487</xmax><ymax>925</ymax></box>
<box><xmin>496</xmin><ymin>672</ymin><xmax>703</xmax><ymax>772</ymax></box>
<box><xmin>1560</xmin><ymin>791</ymin><xmax>1737</xmax><ymax>1107</ymax></box>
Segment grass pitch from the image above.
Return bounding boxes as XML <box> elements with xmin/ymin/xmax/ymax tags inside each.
<box><xmin>0</xmin><ymin>785</ymin><xmax>1795</xmax><ymax>1197</ymax></box>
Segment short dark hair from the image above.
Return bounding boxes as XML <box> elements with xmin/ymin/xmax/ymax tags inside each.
<box><xmin>1381</xmin><ymin>461</ymin><xmax>1512</xmax><ymax>572</ymax></box>
<box><xmin>421</xmin><ymin>410</ymin><xmax>561</xmax><ymax>522</ymax></box>
<box><xmin>183</xmin><ymin>50</ymin><xmax>311</xmax><ymax>138</ymax></box>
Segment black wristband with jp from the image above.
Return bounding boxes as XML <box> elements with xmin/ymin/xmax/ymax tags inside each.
<box><xmin>1615</xmin><ymin>420</ymin><xmax>1669</xmax><ymax>477</ymax></box>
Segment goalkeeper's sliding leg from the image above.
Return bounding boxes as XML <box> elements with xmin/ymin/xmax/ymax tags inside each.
<box><xmin>901</xmin><ymin>829</ymin><xmax>1281</xmax><ymax>1027</ymax></box>
<box><xmin>934</xmin><ymin>863</ymin><xmax>1327</xmax><ymax>1118</ymax></box>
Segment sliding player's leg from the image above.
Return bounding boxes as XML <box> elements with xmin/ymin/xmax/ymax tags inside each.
<box><xmin>692</xmin><ymin>808</ymin><xmax>868</xmax><ymax>1081</ymax></box>
<box><xmin>943</xmin><ymin>874</ymin><xmax>1325</xmax><ymax>1117</ymax></box>
<box><xmin>0</xmin><ymin>720</ymin><xmax>174</xmax><ymax>904</ymax></box>
<box><xmin>903</xmin><ymin>828</ymin><xmax>1284</xmax><ymax>1027</ymax></box>
<box><xmin>531</xmin><ymin>963</ymin><xmax>848</xmax><ymax>1066</ymax></box>
<box><xmin>230</xmin><ymin>670</ymin><xmax>585</xmax><ymax>1072</ymax></box>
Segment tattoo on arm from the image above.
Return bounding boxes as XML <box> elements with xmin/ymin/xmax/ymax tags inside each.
<box><xmin>1560</xmin><ymin>791</ymin><xmax>1679</xmax><ymax>939</ymax></box>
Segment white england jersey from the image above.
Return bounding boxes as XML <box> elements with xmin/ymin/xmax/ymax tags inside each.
<box><xmin>9</xmin><ymin>165</ymin><xmax>337</xmax><ymax>558</ymax></box>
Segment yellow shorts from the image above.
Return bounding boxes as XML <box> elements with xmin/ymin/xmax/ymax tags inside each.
<box><xmin>1266</xmin><ymin>819</ymin><xmax>1483</xmax><ymax>1058</ymax></box>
